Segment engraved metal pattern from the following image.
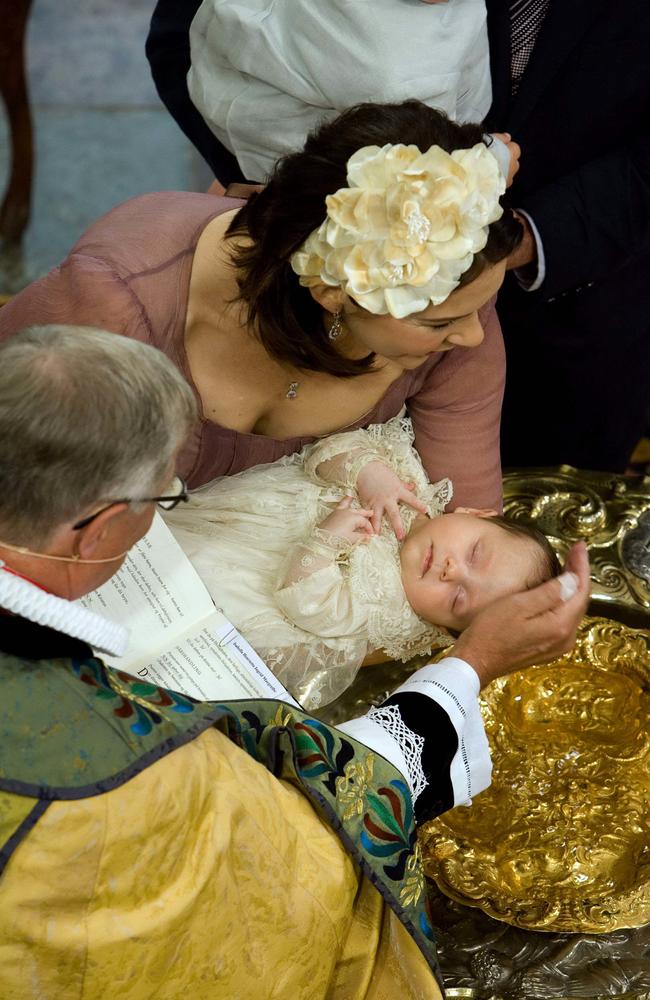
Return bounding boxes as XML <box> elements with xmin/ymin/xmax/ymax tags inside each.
<box><xmin>501</xmin><ymin>466</ymin><xmax>650</xmax><ymax>624</ymax></box>
<box><xmin>622</xmin><ymin>509</ymin><xmax>650</xmax><ymax>584</ymax></box>
<box><xmin>420</xmin><ymin>616</ymin><xmax>650</xmax><ymax>934</ymax></box>
<box><xmin>430</xmin><ymin>879</ymin><xmax>650</xmax><ymax>999</ymax></box>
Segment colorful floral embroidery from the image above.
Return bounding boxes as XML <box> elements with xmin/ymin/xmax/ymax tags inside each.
<box><xmin>293</xmin><ymin>718</ymin><xmax>355</xmax><ymax>796</ymax></box>
<box><xmin>220</xmin><ymin>704</ymin><xmax>438</xmax><ymax>977</ymax></box>
<box><xmin>50</xmin><ymin>670</ymin><xmax>441</xmax><ymax>980</ymax></box>
<box><xmin>361</xmin><ymin>778</ymin><xmax>415</xmax><ymax>881</ymax></box>
<box><xmin>72</xmin><ymin>658</ymin><xmax>195</xmax><ymax>736</ymax></box>
<box><xmin>271</xmin><ymin>705</ymin><xmax>295</xmax><ymax>728</ymax></box>
<box><xmin>64</xmin><ymin>671</ymin><xmax>437</xmax><ymax>970</ymax></box>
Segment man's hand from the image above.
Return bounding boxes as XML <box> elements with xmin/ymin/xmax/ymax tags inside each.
<box><xmin>357</xmin><ymin>461</ymin><xmax>429</xmax><ymax>540</ymax></box>
<box><xmin>491</xmin><ymin>132</ymin><xmax>522</xmax><ymax>188</ymax></box>
<box><xmin>453</xmin><ymin>542</ymin><xmax>590</xmax><ymax>688</ymax></box>
<box><xmin>317</xmin><ymin>497</ymin><xmax>375</xmax><ymax>545</ymax></box>
<box><xmin>507</xmin><ymin>211</ymin><xmax>538</xmax><ymax>270</ymax></box>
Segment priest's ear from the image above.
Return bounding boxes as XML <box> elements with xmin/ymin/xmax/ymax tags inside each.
<box><xmin>72</xmin><ymin>502</ymin><xmax>131</xmax><ymax>561</ymax></box>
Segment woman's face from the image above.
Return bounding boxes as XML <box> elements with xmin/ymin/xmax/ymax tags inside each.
<box><xmin>338</xmin><ymin>261</ymin><xmax>506</xmax><ymax>369</ymax></box>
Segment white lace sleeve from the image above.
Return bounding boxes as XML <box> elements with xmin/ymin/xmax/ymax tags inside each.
<box><xmin>251</xmin><ymin>634</ymin><xmax>370</xmax><ymax>712</ymax></box>
<box><xmin>269</xmin><ymin>554</ymin><xmax>371</xmax><ymax>708</ymax></box>
<box><xmin>302</xmin><ymin>413</ymin><xmax>454</xmax><ymax>518</ymax></box>
<box><xmin>277</xmin><ymin>527</ymin><xmax>354</xmax><ymax>590</ymax></box>
<box><xmin>302</xmin><ymin>429</ymin><xmax>382</xmax><ymax>489</ymax></box>
<box><xmin>275</xmin><ymin>534</ymin><xmax>370</xmax><ymax>639</ymax></box>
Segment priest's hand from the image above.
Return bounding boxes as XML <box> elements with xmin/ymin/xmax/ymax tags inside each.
<box><xmin>453</xmin><ymin>541</ymin><xmax>590</xmax><ymax>688</ymax></box>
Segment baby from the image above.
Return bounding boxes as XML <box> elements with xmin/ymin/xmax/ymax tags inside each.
<box><xmin>166</xmin><ymin>414</ymin><xmax>558</xmax><ymax>709</ymax></box>
<box><xmin>298</xmin><ymin>499</ymin><xmax>559</xmax><ymax>634</ymax></box>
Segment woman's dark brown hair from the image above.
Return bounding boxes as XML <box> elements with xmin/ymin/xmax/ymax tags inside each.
<box><xmin>227</xmin><ymin>100</ymin><xmax>523</xmax><ymax>377</ymax></box>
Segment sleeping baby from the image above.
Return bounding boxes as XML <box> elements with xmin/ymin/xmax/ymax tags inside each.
<box><xmin>166</xmin><ymin>413</ymin><xmax>559</xmax><ymax>709</ymax></box>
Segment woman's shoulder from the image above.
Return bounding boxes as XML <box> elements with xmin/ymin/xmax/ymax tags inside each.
<box><xmin>0</xmin><ymin>192</ymin><xmax>241</xmax><ymax>349</ymax></box>
<box><xmin>70</xmin><ymin>191</ymin><xmax>243</xmax><ymax>275</ymax></box>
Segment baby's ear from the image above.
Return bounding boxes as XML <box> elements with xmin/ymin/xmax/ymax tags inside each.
<box><xmin>454</xmin><ymin>506</ymin><xmax>498</xmax><ymax>518</ymax></box>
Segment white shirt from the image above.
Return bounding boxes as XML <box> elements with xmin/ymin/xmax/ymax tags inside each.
<box><xmin>188</xmin><ymin>0</ymin><xmax>492</xmax><ymax>181</ymax></box>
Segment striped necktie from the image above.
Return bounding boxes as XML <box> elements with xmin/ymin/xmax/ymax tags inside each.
<box><xmin>510</xmin><ymin>0</ymin><xmax>551</xmax><ymax>94</ymax></box>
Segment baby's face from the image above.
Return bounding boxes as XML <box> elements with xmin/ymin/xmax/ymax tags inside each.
<box><xmin>399</xmin><ymin>512</ymin><xmax>539</xmax><ymax>631</ymax></box>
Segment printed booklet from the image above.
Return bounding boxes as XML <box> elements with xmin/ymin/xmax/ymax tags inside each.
<box><xmin>79</xmin><ymin>514</ymin><xmax>299</xmax><ymax>706</ymax></box>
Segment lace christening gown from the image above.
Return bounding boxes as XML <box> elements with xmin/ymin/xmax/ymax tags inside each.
<box><xmin>165</xmin><ymin>414</ymin><xmax>453</xmax><ymax>709</ymax></box>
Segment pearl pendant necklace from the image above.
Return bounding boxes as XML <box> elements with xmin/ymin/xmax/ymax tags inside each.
<box><xmin>286</xmin><ymin>381</ymin><xmax>300</xmax><ymax>400</ymax></box>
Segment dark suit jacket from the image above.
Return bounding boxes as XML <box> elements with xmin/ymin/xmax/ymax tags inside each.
<box><xmin>146</xmin><ymin>0</ymin><xmax>246</xmax><ymax>183</ymax></box>
<box><xmin>485</xmin><ymin>0</ymin><xmax>650</xmax><ymax>469</ymax></box>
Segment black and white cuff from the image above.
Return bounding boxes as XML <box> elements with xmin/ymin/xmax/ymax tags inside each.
<box><xmin>338</xmin><ymin>656</ymin><xmax>492</xmax><ymax>824</ymax></box>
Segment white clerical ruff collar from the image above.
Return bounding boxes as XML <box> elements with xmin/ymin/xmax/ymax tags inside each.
<box><xmin>0</xmin><ymin>563</ymin><xmax>129</xmax><ymax>657</ymax></box>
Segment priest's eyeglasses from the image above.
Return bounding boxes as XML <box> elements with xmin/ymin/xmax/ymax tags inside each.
<box><xmin>73</xmin><ymin>476</ymin><xmax>189</xmax><ymax>530</ymax></box>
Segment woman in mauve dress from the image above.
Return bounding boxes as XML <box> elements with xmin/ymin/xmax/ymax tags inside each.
<box><xmin>0</xmin><ymin>100</ymin><xmax>522</xmax><ymax>512</ymax></box>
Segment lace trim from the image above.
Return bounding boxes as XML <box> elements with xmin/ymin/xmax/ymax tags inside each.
<box><xmin>367</xmin><ymin>704</ymin><xmax>428</xmax><ymax>803</ymax></box>
<box><xmin>290</xmin><ymin>528</ymin><xmax>356</xmax><ymax>576</ymax></box>
<box><xmin>310</xmin><ymin>526</ymin><xmax>355</xmax><ymax>559</ymax></box>
<box><xmin>349</xmin><ymin>526</ymin><xmax>453</xmax><ymax>663</ymax></box>
<box><xmin>340</xmin><ymin>450</ymin><xmax>381</xmax><ymax>489</ymax></box>
<box><xmin>242</xmin><ymin>612</ymin><xmax>369</xmax><ymax>710</ymax></box>
<box><xmin>303</xmin><ymin>412</ymin><xmax>454</xmax><ymax>516</ymax></box>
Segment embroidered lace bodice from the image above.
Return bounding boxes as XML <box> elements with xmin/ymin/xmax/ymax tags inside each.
<box><xmin>166</xmin><ymin>413</ymin><xmax>453</xmax><ymax>709</ymax></box>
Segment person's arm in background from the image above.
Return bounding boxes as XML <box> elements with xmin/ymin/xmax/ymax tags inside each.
<box><xmin>506</xmin><ymin>130</ymin><xmax>650</xmax><ymax>298</ymax></box>
<box><xmin>408</xmin><ymin>299</ymin><xmax>505</xmax><ymax>512</ymax></box>
<box><xmin>340</xmin><ymin>542</ymin><xmax>590</xmax><ymax>824</ymax></box>
<box><xmin>145</xmin><ymin>0</ymin><xmax>246</xmax><ymax>185</ymax></box>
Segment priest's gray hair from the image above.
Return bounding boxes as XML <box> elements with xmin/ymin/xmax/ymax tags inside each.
<box><xmin>0</xmin><ymin>325</ymin><xmax>197</xmax><ymax>547</ymax></box>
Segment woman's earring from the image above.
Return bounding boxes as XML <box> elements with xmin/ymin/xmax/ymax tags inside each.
<box><xmin>328</xmin><ymin>310</ymin><xmax>344</xmax><ymax>340</ymax></box>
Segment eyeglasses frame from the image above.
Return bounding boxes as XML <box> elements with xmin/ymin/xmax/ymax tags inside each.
<box><xmin>72</xmin><ymin>478</ymin><xmax>189</xmax><ymax>531</ymax></box>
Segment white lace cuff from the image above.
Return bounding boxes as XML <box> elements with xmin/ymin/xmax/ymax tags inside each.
<box><xmin>305</xmin><ymin>527</ymin><xmax>355</xmax><ymax>561</ymax></box>
<box><xmin>339</xmin><ymin>450</ymin><xmax>382</xmax><ymax>490</ymax></box>
<box><xmin>366</xmin><ymin>704</ymin><xmax>428</xmax><ymax>802</ymax></box>
<box><xmin>392</xmin><ymin>657</ymin><xmax>491</xmax><ymax>807</ymax></box>
<box><xmin>336</xmin><ymin>713</ymin><xmax>415</xmax><ymax>796</ymax></box>
<box><xmin>339</xmin><ymin>656</ymin><xmax>491</xmax><ymax>812</ymax></box>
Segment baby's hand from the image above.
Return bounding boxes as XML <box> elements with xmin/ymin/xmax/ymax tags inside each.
<box><xmin>356</xmin><ymin>460</ymin><xmax>429</xmax><ymax>540</ymax></box>
<box><xmin>491</xmin><ymin>132</ymin><xmax>521</xmax><ymax>187</ymax></box>
<box><xmin>317</xmin><ymin>497</ymin><xmax>375</xmax><ymax>545</ymax></box>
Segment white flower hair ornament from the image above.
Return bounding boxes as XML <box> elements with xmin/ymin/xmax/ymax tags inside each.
<box><xmin>290</xmin><ymin>142</ymin><xmax>506</xmax><ymax>319</ymax></box>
